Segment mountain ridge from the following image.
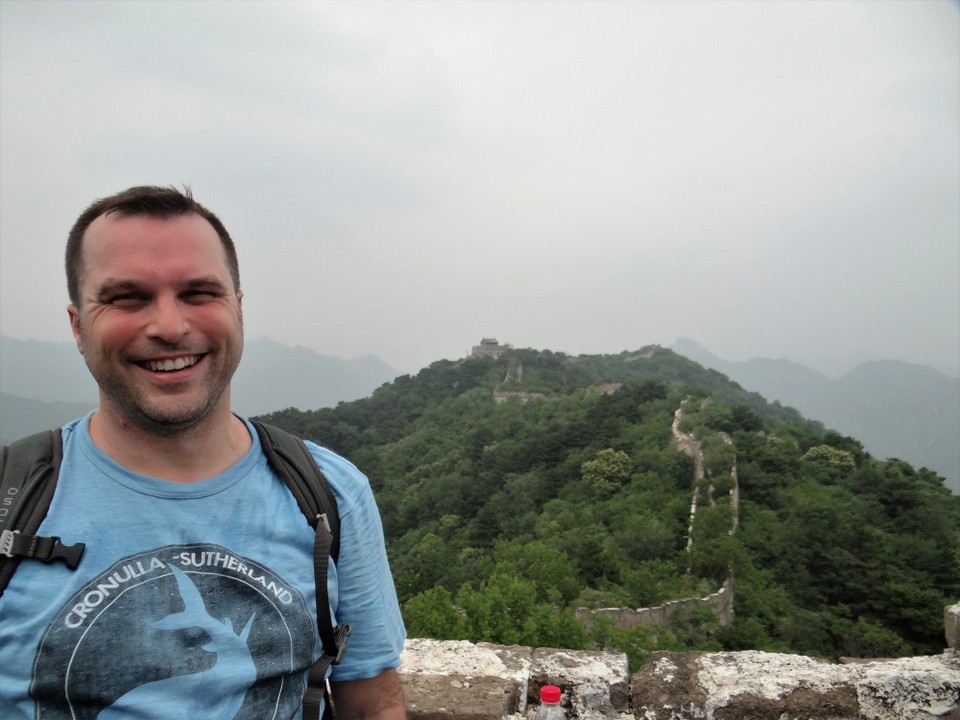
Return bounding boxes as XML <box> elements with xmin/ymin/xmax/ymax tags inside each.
<box><xmin>0</xmin><ymin>334</ymin><xmax>401</xmax><ymax>438</ymax></box>
<box><xmin>4</xmin><ymin>332</ymin><xmax>955</xmax><ymax>493</ymax></box>
<box><xmin>671</xmin><ymin>338</ymin><xmax>959</xmax><ymax>493</ymax></box>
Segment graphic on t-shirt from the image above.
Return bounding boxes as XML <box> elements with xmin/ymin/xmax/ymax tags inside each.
<box><xmin>31</xmin><ymin>544</ymin><xmax>316</xmax><ymax>720</ymax></box>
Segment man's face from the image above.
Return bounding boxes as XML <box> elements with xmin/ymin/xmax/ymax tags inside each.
<box><xmin>68</xmin><ymin>212</ymin><xmax>244</xmax><ymax>435</ymax></box>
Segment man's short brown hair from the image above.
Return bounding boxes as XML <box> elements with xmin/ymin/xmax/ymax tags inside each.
<box><xmin>66</xmin><ymin>185</ymin><xmax>240</xmax><ymax>306</ymax></box>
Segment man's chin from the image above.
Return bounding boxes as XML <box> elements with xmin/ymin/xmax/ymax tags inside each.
<box><xmin>138</xmin><ymin>414</ymin><xmax>209</xmax><ymax>436</ymax></box>
<box><xmin>126</xmin><ymin>396</ymin><xmax>227</xmax><ymax>436</ymax></box>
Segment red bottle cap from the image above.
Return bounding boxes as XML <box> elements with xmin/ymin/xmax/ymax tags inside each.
<box><xmin>540</xmin><ymin>685</ymin><xmax>561</xmax><ymax>703</ymax></box>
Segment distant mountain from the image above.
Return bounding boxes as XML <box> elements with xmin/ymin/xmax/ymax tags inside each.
<box><xmin>0</xmin><ymin>393</ymin><xmax>96</xmax><ymax>445</ymax></box>
<box><xmin>0</xmin><ymin>335</ymin><xmax>401</xmax><ymax>438</ymax></box>
<box><xmin>672</xmin><ymin>338</ymin><xmax>960</xmax><ymax>493</ymax></box>
<box><xmin>0</xmin><ymin>336</ymin><xmax>97</xmax><ymax>404</ymax></box>
<box><xmin>232</xmin><ymin>337</ymin><xmax>401</xmax><ymax>416</ymax></box>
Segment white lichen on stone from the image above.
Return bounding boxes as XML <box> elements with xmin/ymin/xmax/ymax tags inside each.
<box><xmin>400</xmin><ymin>638</ymin><xmax>529</xmax><ymax>682</ymax></box>
<box><xmin>697</xmin><ymin>651</ymin><xmax>846</xmax><ymax>703</ymax></box>
<box><xmin>539</xmin><ymin>648</ymin><xmax>627</xmax><ymax>684</ymax></box>
<box><xmin>847</xmin><ymin>654</ymin><xmax>960</xmax><ymax>720</ymax></box>
<box><xmin>653</xmin><ymin>656</ymin><xmax>680</xmax><ymax>684</ymax></box>
<box><xmin>690</xmin><ymin>650</ymin><xmax>959</xmax><ymax>720</ymax></box>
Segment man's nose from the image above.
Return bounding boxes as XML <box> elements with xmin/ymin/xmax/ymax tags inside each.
<box><xmin>147</xmin><ymin>296</ymin><xmax>189</xmax><ymax>342</ymax></box>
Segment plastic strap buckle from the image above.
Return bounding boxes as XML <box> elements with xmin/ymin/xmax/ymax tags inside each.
<box><xmin>0</xmin><ymin>529</ymin><xmax>18</xmax><ymax>558</ymax></box>
<box><xmin>44</xmin><ymin>537</ymin><xmax>86</xmax><ymax>568</ymax></box>
<box><xmin>333</xmin><ymin>624</ymin><xmax>352</xmax><ymax>665</ymax></box>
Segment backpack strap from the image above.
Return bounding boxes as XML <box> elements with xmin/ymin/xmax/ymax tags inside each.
<box><xmin>0</xmin><ymin>430</ymin><xmax>85</xmax><ymax>596</ymax></box>
<box><xmin>251</xmin><ymin>421</ymin><xmax>351</xmax><ymax>720</ymax></box>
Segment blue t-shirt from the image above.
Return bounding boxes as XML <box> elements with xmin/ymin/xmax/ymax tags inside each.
<box><xmin>0</xmin><ymin>415</ymin><xmax>405</xmax><ymax>719</ymax></box>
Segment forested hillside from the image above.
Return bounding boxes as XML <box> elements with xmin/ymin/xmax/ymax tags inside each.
<box><xmin>256</xmin><ymin>346</ymin><xmax>960</xmax><ymax>670</ymax></box>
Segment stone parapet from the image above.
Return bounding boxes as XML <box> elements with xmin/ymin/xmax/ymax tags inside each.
<box><xmin>397</xmin><ymin>639</ymin><xmax>960</xmax><ymax>720</ymax></box>
<box><xmin>398</xmin><ymin>639</ymin><xmax>630</xmax><ymax>719</ymax></box>
<box><xmin>632</xmin><ymin>650</ymin><xmax>959</xmax><ymax>720</ymax></box>
<box><xmin>946</xmin><ymin>601</ymin><xmax>959</xmax><ymax>650</ymax></box>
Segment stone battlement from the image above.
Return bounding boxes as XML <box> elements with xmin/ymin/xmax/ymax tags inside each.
<box><xmin>575</xmin><ymin>578</ymin><xmax>734</xmax><ymax>631</ymax></box>
<box><xmin>396</xmin><ymin>601</ymin><xmax>960</xmax><ymax>720</ymax></box>
<box><xmin>471</xmin><ymin>338</ymin><xmax>512</xmax><ymax>359</ymax></box>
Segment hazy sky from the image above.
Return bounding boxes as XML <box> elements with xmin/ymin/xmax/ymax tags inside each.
<box><xmin>1</xmin><ymin>0</ymin><xmax>957</xmax><ymax>377</ymax></box>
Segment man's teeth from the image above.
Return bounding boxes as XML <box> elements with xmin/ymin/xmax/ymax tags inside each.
<box><xmin>145</xmin><ymin>356</ymin><xmax>199</xmax><ymax>372</ymax></box>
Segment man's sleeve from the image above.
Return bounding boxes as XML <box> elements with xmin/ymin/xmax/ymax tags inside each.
<box><xmin>309</xmin><ymin>445</ymin><xmax>406</xmax><ymax>681</ymax></box>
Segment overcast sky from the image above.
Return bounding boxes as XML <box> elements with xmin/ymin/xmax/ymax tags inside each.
<box><xmin>1</xmin><ymin>0</ymin><xmax>957</xmax><ymax>378</ymax></box>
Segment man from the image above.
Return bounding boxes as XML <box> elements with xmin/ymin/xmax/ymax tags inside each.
<box><xmin>0</xmin><ymin>186</ymin><xmax>407</xmax><ymax>719</ymax></box>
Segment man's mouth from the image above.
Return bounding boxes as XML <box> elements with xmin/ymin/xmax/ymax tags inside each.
<box><xmin>141</xmin><ymin>355</ymin><xmax>202</xmax><ymax>373</ymax></box>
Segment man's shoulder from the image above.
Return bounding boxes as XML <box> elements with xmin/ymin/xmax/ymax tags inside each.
<box><xmin>60</xmin><ymin>416</ymin><xmax>88</xmax><ymax>438</ymax></box>
<box><xmin>301</xmin><ymin>440</ymin><xmax>370</xmax><ymax>496</ymax></box>
<box><xmin>244</xmin><ymin>420</ymin><xmax>371</xmax><ymax>505</ymax></box>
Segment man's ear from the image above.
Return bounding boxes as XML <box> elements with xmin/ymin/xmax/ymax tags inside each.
<box><xmin>67</xmin><ymin>305</ymin><xmax>84</xmax><ymax>355</ymax></box>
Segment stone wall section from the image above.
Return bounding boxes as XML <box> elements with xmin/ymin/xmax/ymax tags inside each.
<box><xmin>575</xmin><ymin>577</ymin><xmax>734</xmax><ymax>631</ymax></box>
<box><xmin>631</xmin><ymin>649</ymin><xmax>960</xmax><ymax>720</ymax></box>
<box><xmin>570</xmin><ymin>397</ymin><xmax>739</xmax><ymax>637</ymax></box>
<box><xmin>397</xmin><ymin>634</ymin><xmax>960</xmax><ymax>720</ymax></box>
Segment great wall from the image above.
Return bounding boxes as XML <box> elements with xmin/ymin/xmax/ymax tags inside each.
<box><xmin>399</xmin><ymin>361</ymin><xmax>960</xmax><ymax>718</ymax></box>
<box><xmin>575</xmin><ymin>396</ymin><xmax>737</xmax><ymax>634</ymax></box>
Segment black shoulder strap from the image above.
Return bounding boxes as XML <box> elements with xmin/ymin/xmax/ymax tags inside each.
<box><xmin>251</xmin><ymin>421</ymin><xmax>351</xmax><ymax>720</ymax></box>
<box><xmin>0</xmin><ymin>429</ymin><xmax>85</xmax><ymax>596</ymax></box>
<box><xmin>252</xmin><ymin>421</ymin><xmax>341</xmax><ymax>562</ymax></box>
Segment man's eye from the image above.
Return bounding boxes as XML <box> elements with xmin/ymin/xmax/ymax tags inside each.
<box><xmin>183</xmin><ymin>290</ymin><xmax>218</xmax><ymax>303</ymax></box>
<box><xmin>109</xmin><ymin>294</ymin><xmax>147</xmax><ymax>307</ymax></box>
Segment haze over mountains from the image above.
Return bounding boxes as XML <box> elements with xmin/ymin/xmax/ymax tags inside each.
<box><xmin>1</xmin><ymin>333</ymin><xmax>956</xmax><ymax>494</ymax></box>
<box><xmin>672</xmin><ymin>338</ymin><xmax>959</xmax><ymax>494</ymax></box>
<box><xmin>0</xmin><ymin>335</ymin><xmax>400</xmax><ymax>443</ymax></box>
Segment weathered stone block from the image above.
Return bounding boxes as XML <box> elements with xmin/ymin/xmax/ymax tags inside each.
<box><xmin>946</xmin><ymin>601</ymin><xmax>959</xmax><ymax>650</ymax></box>
<box><xmin>401</xmin><ymin>639</ymin><xmax>532</xmax><ymax>682</ymax></box>
<box><xmin>630</xmin><ymin>652</ymin><xmax>708</xmax><ymax>718</ymax></box>
<box><xmin>630</xmin><ymin>650</ymin><xmax>960</xmax><ymax>720</ymax></box>
<box><xmin>712</xmin><ymin>685</ymin><xmax>859</xmax><ymax>719</ymax></box>
<box><xmin>530</xmin><ymin>647</ymin><xmax>631</xmax><ymax>719</ymax></box>
<box><xmin>399</xmin><ymin>639</ymin><xmax>532</xmax><ymax>719</ymax></box>
<box><xmin>850</xmin><ymin>652</ymin><xmax>960</xmax><ymax>720</ymax></box>
<box><xmin>400</xmin><ymin>674</ymin><xmax>521</xmax><ymax>720</ymax></box>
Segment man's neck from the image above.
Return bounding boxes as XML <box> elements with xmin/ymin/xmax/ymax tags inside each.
<box><xmin>88</xmin><ymin>406</ymin><xmax>252</xmax><ymax>483</ymax></box>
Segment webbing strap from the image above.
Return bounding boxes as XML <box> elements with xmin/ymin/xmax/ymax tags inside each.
<box><xmin>252</xmin><ymin>423</ymin><xmax>350</xmax><ymax>720</ymax></box>
<box><xmin>0</xmin><ymin>529</ymin><xmax>84</xmax><ymax>568</ymax></box>
<box><xmin>302</xmin><ymin>515</ymin><xmax>351</xmax><ymax>720</ymax></box>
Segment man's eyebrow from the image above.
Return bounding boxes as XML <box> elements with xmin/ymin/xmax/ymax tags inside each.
<box><xmin>184</xmin><ymin>277</ymin><xmax>230</xmax><ymax>291</ymax></box>
<box><xmin>93</xmin><ymin>279</ymin><xmax>141</xmax><ymax>299</ymax></box>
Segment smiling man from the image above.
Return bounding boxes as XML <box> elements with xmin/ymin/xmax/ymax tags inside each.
<box><xmin>0</xmin><ymin>186</ymin><xmax>407</xmax><ymax>720</ymax></box>
<box><xmin>68</xmin><ymin>210</ymin><xmax>248</xmax><ymax>476</ymax></box>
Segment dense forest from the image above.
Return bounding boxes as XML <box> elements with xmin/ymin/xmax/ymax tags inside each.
<box><xmin>256</xmin><ymin>346</ymin><xmax>960</xmax><ymax>671</ymax></box>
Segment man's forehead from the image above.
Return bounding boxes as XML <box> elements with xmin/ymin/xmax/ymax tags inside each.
<box><xmin>80</xmin><ymin>212</ymin><xmax>233</xmax><ymax>284</ymax></box>
<box><xmin>81</xmin><ymin>212</ymin><xmax>225</xmax><ymax>259</ymax></box>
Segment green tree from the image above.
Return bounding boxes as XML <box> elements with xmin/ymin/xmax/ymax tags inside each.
<box><xmin>404</xmin><ymin>587</ymin><xmax>465</xmax><ymax>639</ymax></box>
<box><xmin>581</xmin><ymin>448</ymin><xmax>632</xmax><ymax>496</ymax></box>
<box><xmin>456</xmin><ymin>573</ymin><xmax>586</xmax><ymax>648</ymax></box>
<box><xmin>842</xmin><ymin>617</ymin><xmax>912</xmax><ymax>659</ymax></box>
<box><xmin>801</xmin><ymin>445</ymin><xmax>857</xmax><ymax>482</ymax></box>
